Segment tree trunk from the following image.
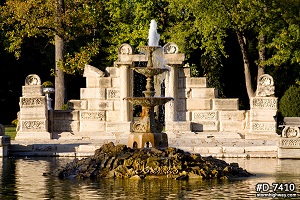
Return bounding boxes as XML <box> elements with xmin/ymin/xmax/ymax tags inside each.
<box><xmin>236</xmin><ymin>31</ymin><xmax>255</xmax><ymax>99</ymax></box>
<box><xmin>55</xmin><ymin>35</ymin><xmax>65</xmax><ymax>110</ymax></box>
<box><xmin>257</xmin><ymin>34</ymin><xmax>266</xmax><ymax>79</ymax></box>
<box><xmin>54</xmin><ymin>0</ymin><xmax>65</xmax><ymax>110</ymax></box>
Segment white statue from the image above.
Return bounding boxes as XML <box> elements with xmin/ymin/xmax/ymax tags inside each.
<box><xmin>148</xmin><ymin>20</ymin><xmax>160</xmax><ymax>46</ymax></box>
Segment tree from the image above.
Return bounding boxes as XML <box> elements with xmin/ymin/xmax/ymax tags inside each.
<box><xmin>0</xmin><ymin>0</ymin><xmax>104</xmax><ymax>109</ymax></box>
<box><xmin>166</xmin><ymin>0</ymin><xmax>300</xmax><ymax>102</ymax></box>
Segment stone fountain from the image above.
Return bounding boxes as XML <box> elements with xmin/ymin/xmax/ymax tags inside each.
<box><xmin>125</xmin><ymin>20</ymin><xmax>172</xmax><ymax>149</ymax></box>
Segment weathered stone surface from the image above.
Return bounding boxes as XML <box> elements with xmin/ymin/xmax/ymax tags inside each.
<box><xmin>53</xmin><ymin>120</ymin><xmax>79</xmax><ymax>132</ymax></box>
<box><xmin>250</xmin><ymin>97</ymin><xmax>277</xmax><ymax>110</ymax></box>
<box><xmin>186</xmin><ymin>77</ymin><xmax>207</xmax><ymax>88</ymax></box>
<box><xmin>213</xmin><ymin>99</ymin><xmax>238</xmax><ymax>111</ymax></box>
<box><xmin>106</xmin><ymin>67</ymin><xmax>119</xmax><ymax>77</ymax></box>
<box><xmin>83</xmin><ymin>64</ymin><xmax>105</xmax><ymax>78</ymax></box>
<box><xmin>191</xmin><ymin>88</ymin><xmax>218</xmax><ymax>99</ymax></box>
<box><xmin>250</xmin><ymin>122</ymin><xmax>276</xmax><ymax>132</ymax></box>
<box><xmin>19</xmin><ymin>120</ymin><xmax>48</xmax><ymax>132</ymax></box>
<box><xmin>177</xmin><ymin>99</ymin><xmax>187</xmax><ymax>111</ymax></box>
<box><xmin>22</xmin><ymin>85</ymin><xmax>43</xmax><ymax>96</ymax></box>
<box><xmin>88</xmin><ymin>100</ymin><xmax>114</xmax><ymax>111</ymax></box>
<box><xmin>220</xmin><ymin>121</ymin><xmax>246</xmax><ymax>132</ymax></box>
<box><xmin>192</xmin><ymin>111</ymin><xmax>218</xmax><ymax>121</ymax></box>
<box><xmin>106</xmin><ymin>122</ymin><xmax>132</xmax><ymax>132</ymax></box>
<box><xmin>81</xmin><ymin>88</ymin><xmax>106</xmax><ymax>99</ymax></box>
<box><xmin>20</xmin><ymin>97</ymin><xmax>47</xmax><ymax>107</ymax></box>
<box><xmin>106</xmin><ymin>89</ymin><xmax>120</xmax><ymax>99</ymax></box>
<box><xmin>80</xmin><ymin>111</ymin><xmax>106</xmax><ymax>121</ymax></box>
<box><xmin>219</xmin><ymin>111</ymin><xmax>246</xmax><ymax>121</ymax></box>
<box><xmin>178</xmin><ymin>67</ymin><xmax>191</xmax><ymax>78</ymax></box>
<box><xmin>192</xmin><ymin>121</ymin><xmax>219</xmax><ymax>132</ymax></box>
<box><xmin>250</xmin><ymin>110</ymin><xmax>277</xmax><ymax>122</ymax></box>
<box><xmin>85</xmin><ymin>77</ymin><xmax>112</xmax><ymax>88</ymax></box>
<box><xmin>68</xmin><ymin>100</ymin><xmax>88</xmax><ymax>110</ymax></box>
<box><xmin>53</xmin><ymin>111</ymin><xmax>79</xmax><ymax>121</ymax></box>
<box><xmin>106</xmin><ymin>111</ymin><xmax>120</xmax><ymax>121</ymax></box>
<box><xmin>187</xmin><ymin>99</ymin><xmax>212</xmax><ymax>110</ymax></box>
<box><xmin>111</xmin><ymin>77</ymin><xmax>120</xmax><ymax>88</ymax></box>
<box><xmin>165</xmin><ymin>122</ymin><xmax>191</xmax><ymax>132</ymax></box>
<box><xmin>80</xmin><ymin>121</ymin><xmax>106</xmax><ymax>132</ymax></box>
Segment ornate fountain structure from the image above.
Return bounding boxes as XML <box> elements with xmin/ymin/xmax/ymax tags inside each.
<box><xmin>125</xmin><ymin>20</ymin><xmax>172</xmax><ymax>149</ymax></box>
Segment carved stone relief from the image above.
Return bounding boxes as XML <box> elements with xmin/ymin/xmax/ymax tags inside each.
<box><xmin>118</xmin><ymin>43</ymin><xmax>134</xmax><ymax>55</ymax></box>
<box><xmin>252</xmin><ymin>122</ymin><xmax>276</xmax><ymax>132</ymax></box>
<box><xmin>282</xmin><ymin>126</ymin><xmax>300</xmax><ymax>138</ymax></box>
<box><xmin>163</xmin><ymin>42</ymin><xmax>179</xmax><ymax>54</ymax></box>
<box><xmin>22</xmin><ymin>120</ymin><xmax>45</xmax><ymax>129</ymax></box>
<box><xmin>193</xmin><ymin>112</ymin><xmax>217</xmax><ymax>121</ymax></box>
<box><xmin>252</xmin><ymin>98</ymin><xmax>277</xmax><ymax>109</ymax></box>
<box><xmin>21</xmin><ymin>97</ymin><xmax>45</xmax><ymax>107</ymax></box>
<box><xmin>25</xmin><ymin>74</ymin><xmax>41</xmax><ymax>85</ymax></box>
<box><xmin>107</xmin><ymin>89</ymin><xmax>120</xmax><ymax>99</ymax></box>
<box><xmin>256</xmin><ymin>74</ymin><xmax>275</xmax><ymax>97</ymax></box>
<box><xmin>280</xmin><ymin>139</ymin><xmax>300</xmax><ymax>147</ymax></box>
<box><xmin>81</xmin><ymin>111</ymin><xmax>105</xmax><ymax>120</ymax></box>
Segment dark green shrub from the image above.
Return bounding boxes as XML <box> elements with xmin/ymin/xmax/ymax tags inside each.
<box><xmin>279</xmin><ymin>85</ymin><xmax>300</xmax><ymax>117</ymax></box>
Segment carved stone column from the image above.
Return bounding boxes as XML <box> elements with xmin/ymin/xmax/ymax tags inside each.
<box><xmin>165</xmin><ymin>64</ymin><xmax>178</xmax><ymax>122</ymax></box>
<box><xmin>120</xmin><ymin>64</ymin><xmax>133</xmax><ymax>122</ymax></box>
<box><xmin>16</xmin><ymin>74</ymin><xmax>51</xmax><ymax>140</ymax></box>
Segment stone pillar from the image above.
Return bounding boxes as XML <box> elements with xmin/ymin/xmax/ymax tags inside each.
<box><xmin>248</xmin><ymin>74</ymin><xmax>278</xmax><ymax>139</ymax></box>
<box><xmin>16</xmin><ymin>74</ymin><xmax>51</xmax><ymax>140</ymax></box>
<box><xmin>119</xmin><ymin>64</ymin><xmax>132</xmax><ymax>122</ymax></box>
<box><xmin>165</xmin><ymin>64</ymin><xmax>178</xmax><ymax>122</ymax></box>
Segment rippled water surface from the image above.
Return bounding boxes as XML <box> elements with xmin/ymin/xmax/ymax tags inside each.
<box><xmin>0</xmin><ymin>157</ymin><xmax>299</xmax><ymax>199</ymax></box>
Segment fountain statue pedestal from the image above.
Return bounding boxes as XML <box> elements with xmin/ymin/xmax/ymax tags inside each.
<box><xmin>125</xmin><ymin>45</ymin><xmax>172</xmax><ymax>149</ymax></box>
<box><xmin>128</xmin><ymin>132</ymin><xmax>168</xmax><ymax>149</ymax></box>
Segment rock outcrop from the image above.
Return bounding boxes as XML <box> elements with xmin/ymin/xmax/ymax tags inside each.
<box><xmin>56</xmin><ymin>142</ymin><xmax>253</xmax><ymax>180</ymax></box>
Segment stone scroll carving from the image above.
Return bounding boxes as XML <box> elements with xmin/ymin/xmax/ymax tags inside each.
<box><xmin>163</xmin><ymin>42</ymin><xmax>178</xmax><ymax>54</ymax></box>
<box><xmin>81</xmin><ymin>111</ymin><xmax>105</xmax><ymax>120</ymax></box>
<box><xmin>118</xmin><ymin>43</ymin><xmax>134</xmax><ymax>55</ymax></box>
<box><xmin>22</xmin><ymin>120</ymin><xmax>45</xmax><ymax>130</ymax></box>
<box><xmin>21</xmin><ymin>97</ymin><xmax>45</xmax><ymax>107</ymax></box>
<box><xmin>282</xmin><ymin>126</ymin><xmax>300</xmax><ymax>138</ymax></box>
<box><xmin>256</xmin><ymin>74</ymin><xmax>275</xmax><ymax>97</ymax></box>
<box><xmin>25</xmin><ymin>74</ymin><xmax>41</xmax><ymax>85</ymax></box>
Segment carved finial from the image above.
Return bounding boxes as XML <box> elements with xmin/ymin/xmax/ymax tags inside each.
<box><xmin>256</xmin><ymin>74</ymin><xmax>275</xmax><ymax>97</ymax></box>
<box><xmin>118</xmin><ymin>43</ymin><xmax>134</xmax><ymax>55</ymax></box>
<box><xmin>163</xmin><ymin>42</ymin><xmax>179</xmax><ymax>54</ymax></box>
<box><xmin>25</xmin><ymin>74</ymin><xmax>41</xmax><ymax>85</ymax></box>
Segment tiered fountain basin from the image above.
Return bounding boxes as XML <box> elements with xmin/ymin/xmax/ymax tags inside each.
<box><xmin>132</xmin><ymin>67</ymin><xmax>168</xmax><ymax>77</ymax></box>
<box><xmin>125</xmin><ymin>97</ymin><xmax>173</xmax><ymax>107</ymax></box>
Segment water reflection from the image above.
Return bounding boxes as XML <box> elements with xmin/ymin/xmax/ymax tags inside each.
<box><xmin>0</xmin><ymin>157</ymin><xmax>299</xmax><ymax>199</ymax></box>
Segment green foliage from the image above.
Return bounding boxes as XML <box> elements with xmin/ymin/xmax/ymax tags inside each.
<box><xmin>279</xmin><ymin>85</ymin><xmax>300</xmax><ymax>117</ymax></box>
<box><xmin>42</xmin><ymin>81</ymin><xmax>54</xmax><ymax>88</ymax></box>
<box><xmin>0</xmin><ymin>0</ymin><xmax>105</xmax><ymax>74</ymax></box>
<box><xmin>11</xmin><ymin>119</ymin><xmax>18</xmax><ymax>127</ymax></box>
<box><xmin>61</xmin><ymin>103</ymin><xmax>69</xmax><ymax>110</ymax></box>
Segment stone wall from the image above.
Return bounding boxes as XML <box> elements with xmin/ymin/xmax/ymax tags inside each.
<box><xmin>165</xmin><ymin>66</ymin><xmax>250</xmax><ymax>133</ymax></box>
<box><xmin>16</xmin><ymin>43</ymin><xmax>277</xmax><ymax>141</ymax></box>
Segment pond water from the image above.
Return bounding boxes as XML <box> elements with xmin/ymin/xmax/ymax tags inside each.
<box><xmin>0</xmin><ymin>157</ymin><xmax>299</xmax><ymax>199</ymax></box>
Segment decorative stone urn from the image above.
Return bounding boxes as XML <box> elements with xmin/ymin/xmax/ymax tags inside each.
<box><xmin>43</xmin><ymin>87</ymin><xmax>55</xmax><ymax>110</ymax></box>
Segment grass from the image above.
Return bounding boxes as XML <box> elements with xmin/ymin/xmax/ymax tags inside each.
<box><xmin>4</xmin><ymin>125</ymin><xmax>17</xmax><ymax>140</ymax></box>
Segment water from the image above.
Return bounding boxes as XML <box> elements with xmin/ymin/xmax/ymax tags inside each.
<box><xmin>0</xmin><ymin>157</ymin><xmax>299</xmax><ymax>199</ymax></box>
